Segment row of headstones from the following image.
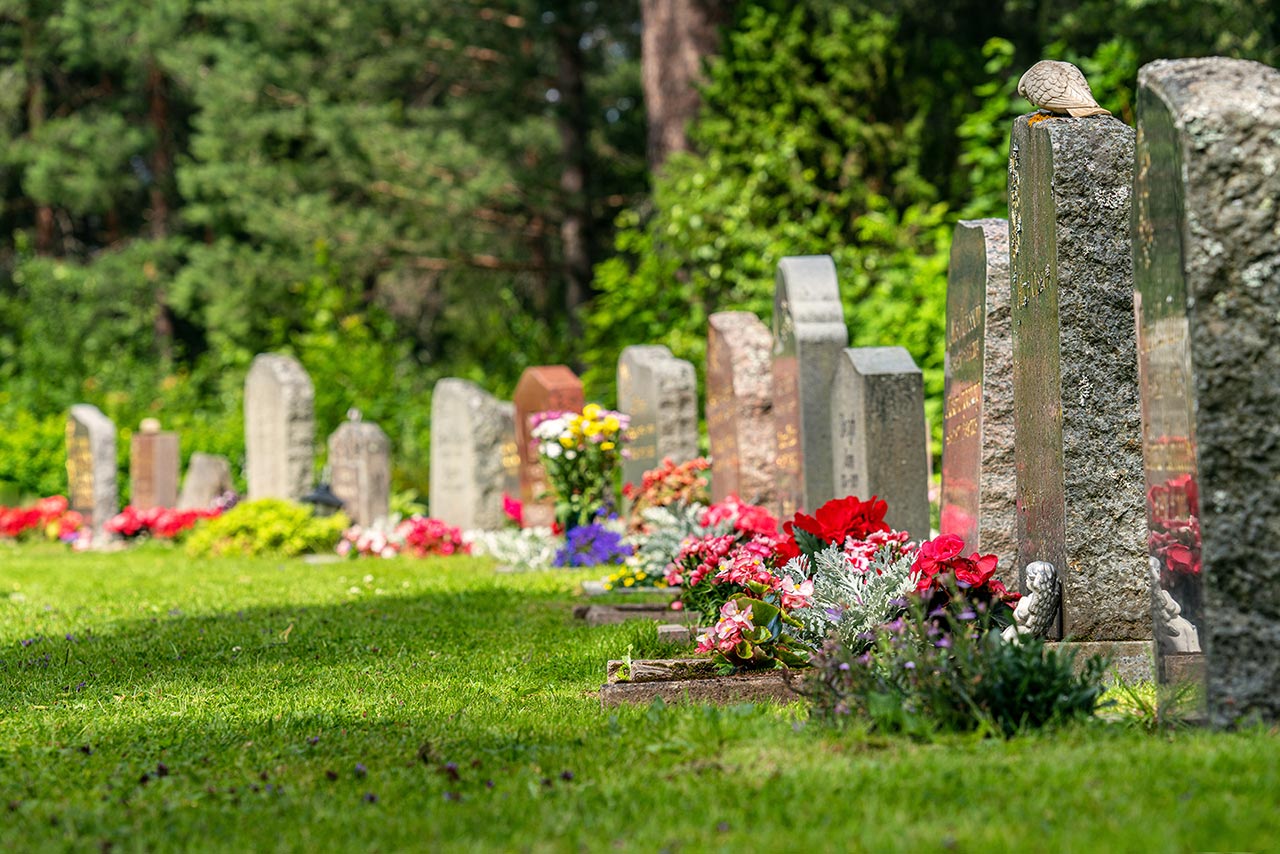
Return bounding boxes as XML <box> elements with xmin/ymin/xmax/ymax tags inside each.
<box><xmin>429</xmin><ymin>258</ymin><xmax>933</xmax><ymax>543</ymax></box>
<box><xmin>935</xmin><ymin>57</ymin><xmax>1280</xmax><ymax>724</ymax></box>
<box><xmin>65</xmin><ymin>353</ymin><xmax>394</xmax><ymax>535</ymax></box>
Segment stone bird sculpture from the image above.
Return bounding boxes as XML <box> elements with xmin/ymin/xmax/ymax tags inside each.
<box><xmin>1017</xmin><ymin>60</ymin><xmax>1111</xmax><ymax>117</ymax></box>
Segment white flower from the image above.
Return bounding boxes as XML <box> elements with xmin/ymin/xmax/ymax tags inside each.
<box><xmin>543</xmin><ymin>442</ymin><xmax>563</xmax><ymax>459</ymax></box>
<box><xmin>564</xmin><ymin>450</ymin><xmax>577</xmax><ymax>460</ymax></box>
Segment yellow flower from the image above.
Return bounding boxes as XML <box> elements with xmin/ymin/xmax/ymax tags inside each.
<box><xmin>582</xmin><ymin>420</ymin><xmax>602</xmax><ymax>437</ymax></box>
<box><xmin>583</xmin><ymin>403</ymin><xmax>603</xmax><ymax>420</ymax></box>
<box><xmin>559</xmin><ymin>436</ymin><xmax>575</xmax><ymax>448</ymax></box>
<box><xmin>600</xmin><ymin>441</ymin><xmax>615</xmax><ymax>451</ymax></box>
<box><xmin>623</xmin><ymin>578</ymin><xmax>634</xmax><ymax>587</ymax></box>
<box><xmin>602</xmin><ymin>416</ymin><xmax>620</xmax><ymax>434</ymax></box>
<box><xmin>636</xmin><ymin>571</ymin><xmax>646</xmax><ymax>580</ymax></box>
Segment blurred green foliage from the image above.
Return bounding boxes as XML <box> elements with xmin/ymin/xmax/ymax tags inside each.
<box><xmin>183</xmin><ymin>498</ymin><xmax>349</xmax><ymax>558</ymax></box>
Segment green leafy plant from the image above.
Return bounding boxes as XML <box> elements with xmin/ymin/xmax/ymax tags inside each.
<box><xmin>184</xmin><ymin>499</ymin><xmax>348</xmax><ymax>558</ymax></box>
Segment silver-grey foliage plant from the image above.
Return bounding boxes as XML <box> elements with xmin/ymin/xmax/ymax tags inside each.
<box><xmin>788</xmin><ymin>544</ymin><xmax>916</xmax><ymax>650</ymax></box>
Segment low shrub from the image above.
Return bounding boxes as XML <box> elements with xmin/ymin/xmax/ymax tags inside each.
<box><xmin>184</xmin><ymin>498</ymin><xmax>348</xmax><ymax>558</ymax></box>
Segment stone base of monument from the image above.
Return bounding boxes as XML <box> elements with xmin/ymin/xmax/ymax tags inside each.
<box><xmin>573</xmin><ymin>603</ymin><xmax>699</xmax><ymax>627</ymax></box>
<box><xmin>580</xmin><ymin>579</ymin><xmax>680</xmax><ymax>599</ymax></box>
<box><xmin>1047</xmin><ymin>640</ymin><xmax>1154</xmax><ymax>684</ymax></box>
<box><xmin>599</xmin><ymin>658</ymin><xmax>801</xmax><ymax>707</ymax></box>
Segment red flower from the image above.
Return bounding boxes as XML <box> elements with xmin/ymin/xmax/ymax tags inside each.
<box><xmin>790</xmin><ymin>495</ymin><xmax>890</xmax><ymax>546</ymax></box>
<box><xmin>911</xmin><ymin>533</ymin><xmax>1001</xmax><ymax>595</ymax></box>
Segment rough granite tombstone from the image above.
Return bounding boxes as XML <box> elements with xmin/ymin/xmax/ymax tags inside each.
<box><xmin>328</xmin><ymin>414</ymin><xmax>391</xmax><ymax>527</ymax></box>
<box><xmin>513</xmin><ymin>366</ymin><xmax>584</xmax><ymax>528</ymax></box>
<box><xmin>617</xmin><ymin>345</ymin><xmax>699</xmax><ymax>488</ymax></box>
<box><xmin>1009</xmin><ymin>111</ymin><xmax>1148</xmax><ymax>641</ymax></box>
<box><xmin>178</xmin><ymin>453</ymin><xmax>234</xmax><ymax>510</ymax></box>
<box><xmin>1133</xmin><ymin>58</ymin><xmax>1280</xmax><ymax>725</ymax></box>
<box><xmin>130</xmin><ymin>419</ymin><xmax>180</xmax><ymax>510</ymax></box>
<box><xmin>66</xmin><ymin>404</ymin><xmax>118</xmax><ymax>534</ymax></box>
<box><xmin>939</xmin><ymin>219</ymin><xmax>1017</xmax><ymax>579</ymax></box>
<box><xmin>772</xmin><ymin>256</ymin><xmax>848</xmax><ymax>518</ymax></box>
<box><xmin>244</xmin><ymin>354</ymin><xmax>315</xmax><ymax>501</ymax></box>
<box><xmin>430</xmin><ymin>379</ymin><xmax>518</xmax><ymax>531</ymax></box>
<box><xmin>831</xmin><ymin>347</ymin><xmax>930</xmax><ymax>541</ymax></box>
<box><xmin>706</xmin><ymin>312</ymin><xmax>775</xmax><ymax>506</ymax></box>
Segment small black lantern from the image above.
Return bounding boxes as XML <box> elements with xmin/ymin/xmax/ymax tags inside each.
<box><xmin>301</xmin><ymin>482</ymin><xmax>346</xmax><ymax>517</ymax></box>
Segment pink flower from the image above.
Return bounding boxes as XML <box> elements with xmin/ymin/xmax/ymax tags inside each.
<box><xmin>778</xmin><ymin>576</ymin><xmax>814</xmax><ymax>611</ymax></box>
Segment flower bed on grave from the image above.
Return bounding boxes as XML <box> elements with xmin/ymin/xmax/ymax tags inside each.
<box><xmin>0</xmin><ymin>495</ymin><xmax>87</xmax><ymax>545</ymax></box>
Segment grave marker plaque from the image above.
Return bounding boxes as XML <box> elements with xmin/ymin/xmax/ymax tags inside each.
<box><xmin>772</xmin><ymin>256</ymin><xmax>848</xmax><ymax>518</ymax></box>
<box><xmin>831</xmin><ymin>347</ymin><xmax>930</xmax><ymax>541</ymax></box>
<box><xmin>130</xmin><ymin>419</ymin><xmax>180</xmax><ymax>510</ymax></box>
<box><xmin>617</xmin><ymin>345</ymin><xmax>699</xmax><ymax>488</ymax></box>
<box><xmin>430</xmin><ymin>379</ymin><xmax>518</xmax><ymax>531</ymax></box>
<box><xmin>244</xmin><ymin>354</ymin><xmax>315</xmax><ymax>501</ymax></box>
<box><xmin>940</xmin><ymin>219</ymin><xmax>1016</xmax><ymax>577</ymax></box>
<box><xmin>706</xmin><ymin>312</ymin><xmax>775</xmax><ymax>506</ymax></box>
<box><xmin>1134</xmin><ymin>58</ymin><xmax>1280</xmax><ymax>725</ymax></box>
<box><xmin>328</xmin><ymin>415</ymin><xmax>391</xmax><ymax>526</ymax></box>
<box><xmin>178</xmin><ymin>453</ymin><xmax>234</xmax><ymax>510</ymax></box>
<box><xmin>1009</xmin><ymin>112</ymin><xmax>1147</xmax><ymax>641</ymax></box>
<box><xmin>66</xmin><ymin>404</ymin><xmax>118</xmax><ymax>533</ymax></box>
<box><xmin>513</xmin><ymin>366</ymin><xmax>584</xmax><ymax>528</ymax></box>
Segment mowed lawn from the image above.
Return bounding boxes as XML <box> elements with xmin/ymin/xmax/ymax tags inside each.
<box><xmin>1</xmin><ymin>543</ymin><xmax>1277</xmax><ymax>852</ymax></box>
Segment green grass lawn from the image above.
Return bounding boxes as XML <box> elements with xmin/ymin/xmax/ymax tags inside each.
<box><xmin>1</xmin><ymin>542</ymin><xmax>1277</xmax><ymax>852</ymax></box>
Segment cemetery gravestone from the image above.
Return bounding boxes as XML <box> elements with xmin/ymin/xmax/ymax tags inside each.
<box><xmin>831</xmin><ymin>347</ymin><xmax>930</xmax><ymax>542</ymax></box>
<box><xmin>772</xmin><ymin>256</ymin><xmax>848</xmax><ymax>518</ymax></box>
<box><xmin>66</xmin><ymin>404</ymin><xmax>118</xmax><ymax>534</ymax></box>
<box><xmin>244</xmin><ymin>354</ymin><xmax>315</xmax><ymax>501</ymax></box>
<box><xmin>1009</xmin><ymin>111</ymin><xmax>1148</xmax><ymax>641</ymax></box>
<box><xmin>513</xmin><ymin>366</ymin><xmax>584</xmax><ymax>528</ymax></box>
<box><xmin>429</xmin><ymin>379</ymin><xmax>518</xmax><ymax>531</ymax></box>
<box><xmin>706</xmin><ymin>312</ymin><xmax>775</xmax><ymax>506</ymax></box>
<box><xmin>1133</xmin><ymin>58</ymin><xmax>1280</xmax><ymax>725</ymax></box>
<box><xmin>130</xmin><ymin>418</ymin><xmax>180</xmax><ymax>510</ymax></box>
<box><xmin>939</xmin><ymin>219</ymin><xmax>1017</xmax><ymax>578</ymax></box>
<box><xmin>617</xmin><ymin>345</ymin><xmax>699</xmax><ymax>488</ymax></box>
<box><xmin>328</xmin><ymin>414</ymin><xmax>391</xmax><ymax>527</ymax></box>
<box><xmin>178</xmin><ymin>453</ymin><xmax>234</xmax><ymax>510</ymax></box>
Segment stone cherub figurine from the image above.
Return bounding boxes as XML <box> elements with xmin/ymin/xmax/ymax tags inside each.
<box><xmin>1017</xmin><ymin>60</ymin><xmax>1111</xmax><ymax>117</ymax></box>
<box><xmin>1149</xmin><ymin>557</ymin><xmax>1201</xmax><ymax>654</ymax></box>
<box><xmin>1001</xmin><ymin>560</ymin><xmax>1061</xmax><ymax>641</ymax></box>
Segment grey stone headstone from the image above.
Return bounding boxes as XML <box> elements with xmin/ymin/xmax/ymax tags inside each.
<box><xmin>772</xmin><ymin>255</ymin><xmax>848</xmax><ymax>518</ymax></box>
<box><xmin>939</xmin><ymin>219</ymin><xmax>1016</xmax><ymax>580</ymax></box>
<box><xmin>244</xmin><ymin>354</ymin><xmax>315</xmax><ymax>501</ymax></box>
<box><xmin>66</xmin><ymin>404</ymin><xmax>118</xmax><ymax>533</ymax></box>
<box><xmin>706</xmin><ymin>311</ymin><xmax>775</xmax><ymax>506</ymax></box>
<box><xmin>617</xmin><ymin>345</ymin><xmax>699</xmax><ymax>488</ymax></box>
<box><xmin>130</xmin><ymin>422</ymin><xmax>180</xmax><ymax>510</ymax></box>
<box><xmin>1134</xmin><ymin>58</ymin><xmax>1280</xmax><ymax>726</ymax></box>
<box><xmin>328</xmin><ymin>416</ymin><xmax>391</xmax><ymax>527</ymax></box>
<box><xmin>429</xmin><ymin>379</ymin><xmax>517</xmax><ymax>531</ymax></box>
<box><xmin>831</xmin><ymin>347</ymin><xmax>930</xmax><ymax>541</ymax></box>
<box><xmin>1009</xmin><ymin>112</ymin><xmax>1148</xmax><ymax>641</ymax></box>
<box><xmin>178</xmin><ymin>453</ymin><xmax>234</xmax><ymax>510</ymax></box>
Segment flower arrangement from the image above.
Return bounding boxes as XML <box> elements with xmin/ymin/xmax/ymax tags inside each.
<box><xmin>910</xmin><ymin>533</ymin><xmax>1018</xmax><ymax>627</ymax></box>
<box><xmin>553</xmin><ymin>520</ymin><xmax>633</xmax><ymax>567</ymax></box>
<box><xmin>612</xmin><ymin>500</ymin><xmax>707</xmax><ymax>590</ymax></box>
<box><xmin>621</xmin><ymin>456</ymin><xmax>711</xmax><ymax>531</ymax></box>
<box><xmin>531</xmin><ymin>404</ymin><xmax>629</xmax><ymax>531</ymax></box>
<box><xmin>662</xmin><ymin>495</ymin><xmax>782</xmax><ymax>619</ymax></box>
<box><xmin>0</xmin><ymin>495</ymin><xmax>84</xmax><ymax>542</ymax></box>
<box><xmin>695</xmin><ymin>579</ymin><xmax>813</xmax><ymax>672</ymax></box>
<box><xmin>337</xmin><ymin>515</ymin><xmax>470</xmax><ymax>559</ymax></box>
<box><xmin>1147</xmin><ymin>473</ymin><xmax>1201</xmax><ymax>581</ymax></box>
<box><xmin>106</xmin><ymin>505</ymin><xmax>223</xmax><ymax>540</ymax></box>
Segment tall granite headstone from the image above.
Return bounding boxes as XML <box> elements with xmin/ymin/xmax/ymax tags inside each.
<box><xmin>244</xmin><ymin>354</ymin><xmax>315</xmax><ymax>501</ymax></box>
<box><xmin>617</xmin><ymin>345</ymin><xmax>699</xmax><ymax>488</ymax></box>
<box><xmin>706</xmin><ymin>312</ymin><xmax>775</xmax><ymax>506</ymax></box>
<box><xmin>772</xmin><ymin>256</ymin><xmax>848</xmax><ymax>518</ymax></box>
<box><xmin>129</xmin><ymin>418</ymin><xmax>180</xmax><ymax>510</ymax></box>
<box><xmin>831</xmin><ymin>347</ymin><xmax>930</xmax><ymax>542</ymax></box>
<box><xmin>513</xmin><ymin>366</ymin><xmax>584</xmax><ymax>528</ymax></box>
<box><xmin>328</xmin><ymin>414</ymin><xmax>390</xmax><ymax>527</ymax></box>
<box><xmin>1009</xmin><ymin>112</ymin><xmax>1147</xmax><ymax>641</ymax></box>
<box><xmin>430</xmin><ymin>379</ymin><xmax>518</xmax><ymax>531</ymax></box>
<box><xmin>178</xmin><ymin>453</ymin><xmax>234</xmax><ymax>510</ymax></box>
<box><xmin>939</xmin><ymin>219</ymin><xmax>1017</xmax><ymax>578</ymax></box>
<box><xmin>66</xmin><ymin>404</ymin><xmax>118</xmax><ymax>533</ymax></box>
<box><xmin>1134</xmin><ymin>58</ymin><xmax>1280</xmax><ymax>725</ymax></box>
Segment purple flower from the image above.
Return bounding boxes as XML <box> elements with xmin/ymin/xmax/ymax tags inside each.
<box><xmin>837</xmin><ymin>662</ymin><xmax>850</xmax><ymax>672</ymax></box>
<box><xmin>307</xmin><ymin>736</ymin><xmax>320</xmax><ymax>745</ymax></box>
<box><xmin>935</xmin><ymin>636</ymin><xmax>953</xmax><ymax>649</ymax></box>
<box><xmin>903</xmin><ymin>661</ymin><xmax>916</xmax><ymax>670</ymax></box>
<box><xmin>354</xmin><ymin>763</ymin><xmax>367</xmax><ymax>778</ymax></box>
<box><xmin>552</xmin><ymin>523</ymin><xmax>633</xmax><ymax>567</ymax></box>
<box><xmin>957</xmin><ymin>609</ymin><xmax>977</xmax><ymax>621</ymax></box>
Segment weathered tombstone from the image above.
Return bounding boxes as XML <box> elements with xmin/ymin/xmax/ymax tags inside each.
<box><xmin>429</xmin><ymin>379</ymin><xmax>518</xmax><ymax>531</ymax></box>
<box><xmin>617</xmin><ymin>345</ymin><xmax>699</xmax><ymax>488</ymax></box>
<box><xmin>513</xmin><ymin>366</ymin><xmax>584</xmax><ymax>528</ymax></box>
<box><xmin>244</xmin><ymin>354</ymin><xmax>315</xmax><ymax>501</ymax></box>
<box><xmin>178</xmin><ymin>453</ymin><xmax>234</xmax><ymax>510</ymax></box>
<box><xmin>1009</xmin><ymin>111</ymin><xmax>1147</xmax><ymax>641</ymax></box>
<box><xmin>66</xmin><ymin>404</ymin><xmax>118</xmax><ymax>533</ymax></box>
<box><xmin>831</xmin><ymin>347</ymin><xmax>930</xmax><ymax>541</ymax></box>
<box><xmin>706</xmin><ymin>312</ymin><xmax>775</xmax><ymax>506</ymax></box>
<box><xmin>129</xmin><ymin>418</ymin><xmax>180</xmax><ymax>510</ymax></box>
<box><xmin>939</xmin><ymin>219</ymin><xmax>1017</xmax><ymax>578</ymax></box>
<box><xmin>328</xmin><ymin>413</ymin><xmax>390</xmax><ymax>527</ymax></box>
<box><xmin>772</xmin><ymin>255</ymin><xmax>848</xmax><ymax>518</ymax></box>
<box><xmin>1133</xmin><ymin>58</ymin><xmax>1280</xmax><ymax>725</ymax></box>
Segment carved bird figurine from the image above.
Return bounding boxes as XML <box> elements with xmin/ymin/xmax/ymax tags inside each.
<box><xmin>1017</xmin><ymin>60</ymin><xmax>1111</xmax><ymax>117</ymax></box>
